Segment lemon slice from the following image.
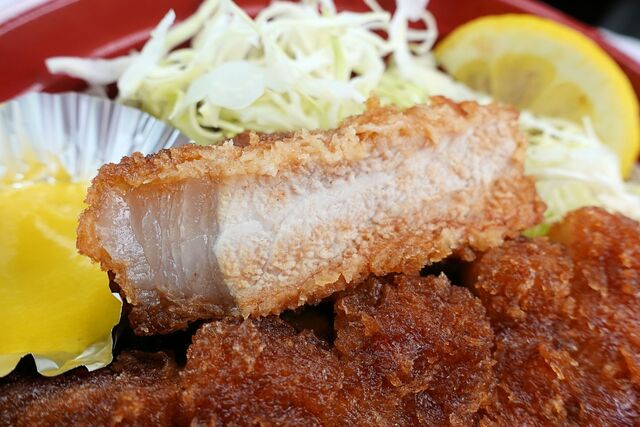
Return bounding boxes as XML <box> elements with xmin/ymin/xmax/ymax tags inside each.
<box><xmin>435</xmin><ymin>14</ymin><xmax>640</xmax><ymax>177</ymax></box>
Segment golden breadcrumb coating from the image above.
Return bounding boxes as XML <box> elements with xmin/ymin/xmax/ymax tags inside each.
<box><xmin>78</xmin><ymin>97</ymin><xmax>543</xmax><ymax>335</ymax></box>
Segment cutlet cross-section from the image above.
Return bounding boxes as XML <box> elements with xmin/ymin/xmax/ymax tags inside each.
<box><xmin>77</xmin><ymin>97</ymin><xmax>544</xmax><ymax>334</ymax></box>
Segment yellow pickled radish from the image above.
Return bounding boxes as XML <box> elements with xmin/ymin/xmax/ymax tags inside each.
<box><xmin>0</xmin><ymin>182</ymin><xmax>121</xmax><ymax>377</ymax></box>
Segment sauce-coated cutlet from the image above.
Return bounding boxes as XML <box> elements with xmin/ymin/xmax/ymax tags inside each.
<box><xmin>470</xmin><ymin>207</ymin><xmax>640</xmax><ymax>425</ymax></box>
<box><xmin>180</xmin><ymin>275</ymin><xmax>495</xmax><ymax>426</ymax></box>
<box><xmin>0</xmin><ymin>352</ymin><xmax>179</xmax><ymax>427</ymax></box>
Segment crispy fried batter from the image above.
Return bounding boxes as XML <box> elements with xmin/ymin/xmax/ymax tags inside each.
<box><xmin>180</xmin><ymin>275</ymin><xmax>495</xmax><ymax>426</ymax></box>
<box><xmin>334</xmin><ymin>275</ymin><xmax>496</xmax><ymax>426</ymax></box>
<box><xmin>78</xmin><ymin>97</ymin><xmax>543</xmax><ymax>334</ymax></box>
<box><xmin>0</xmin><ymin>352</ymin><xmax>179</xmax><ymax>427</ymax></box>
<box><xmin>179</xmin><ymin>318</ymin><xmax>345</xmax><ymax>426</ymax></box>
<box><xmin>469</xmin><ymin>207</ymin><xmax>640</xmax><ymax>425</ymax></box>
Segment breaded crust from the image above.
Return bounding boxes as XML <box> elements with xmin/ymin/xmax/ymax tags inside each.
<box><xmin>180</xmin><ymin>275</ymin><xmax>495</xmax><ymax>426</ymax></box>
<box><xmin>78</xmin><ymin>97</ymin><xmax>544</xmax><ymax>334</ymax></box>
<box><xmin>469</xmin><ymin>207</ymin><xmax>640</xmax><ymax>425</ymax></box>
<box><xmin>0</xmin><ymin>352</ymin><xmax>178</xmax><ymax>427</ymax></box>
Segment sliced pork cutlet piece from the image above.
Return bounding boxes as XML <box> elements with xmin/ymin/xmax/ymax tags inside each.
<box><xmin>468</xmin><ymin>207</ymin><xmax>640</xmax><ymax>426</ymax></box>
<box><xmin>179</xmin><ymin>275</ymin><xmax>495</xmax><ymax>426</ymax></box>
<box><xmin>78</xmin><ymin>96</ymin><xmax>544</xmax><ymax>335</ymax></box>
<box><xmin>0</xmin><ymin>352</ymin><xmax>179</xmax><ymax>427</ymax></box>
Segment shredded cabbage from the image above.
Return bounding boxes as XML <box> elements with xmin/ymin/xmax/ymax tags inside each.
<box><xmin>46</xmin><ymin>0</ymin><xmax>640</xmax><ymax>231</ymax></box>
<box><xmin>47</xmin><ymin>0</ymin><xmax>439</xmax><ymax>141</ymax></box>
<box><xmin>522</xmin><ymin>112</ymin><xmax>640</xmax><ymax>235</ymax></box>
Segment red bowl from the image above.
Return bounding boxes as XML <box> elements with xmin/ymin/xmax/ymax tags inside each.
<box><xmin>0</xmin><ymin>0</ymin><xmax>639</xmax><ymax>103</ymax></box>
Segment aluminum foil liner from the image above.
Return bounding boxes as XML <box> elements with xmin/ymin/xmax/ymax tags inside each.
<box><xmin>0</xmin><ymin>92</ymin><xmax>189</xmax><ymax>377</ymax></box>
<box><xmin>0</xmin><ymin>92</ymin><xmax>189</xmax><ymax>184</ymax></box>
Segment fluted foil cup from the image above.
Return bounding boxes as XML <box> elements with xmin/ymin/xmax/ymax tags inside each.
<box><xmin>0</xmin><ymin>92</ymin><xmax>189</xmax><ymax>376</ymax></box>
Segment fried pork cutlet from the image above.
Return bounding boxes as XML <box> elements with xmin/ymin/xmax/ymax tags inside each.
<box><xmin>469</xmin><ymin>207</ymin><xmax>640</xmax><ymax>425</ymax></box>
<box><xmin>0</xmin><ymin>352</ymin><xmax>179</xmax><ymax>427</ymax></box>
<box><xmin>78</xmin><ymin>96</ymin><xmax>543</xmax><ymax>335</ymax></box>
<box><xmin>180</xmin><ymin>275</ymin><xmax>495</xmax><ymax>426</ymax></box>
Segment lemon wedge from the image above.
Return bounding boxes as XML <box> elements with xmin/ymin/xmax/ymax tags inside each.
<box><xmin>435</xmin><ymin>14</ymin><xmax>640</xmax><ymax>177</ymax></box>
<box><xmin>0</xmin><ymin>182</ymin><xmax>121</xmax><ymax>377</ymax></box>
